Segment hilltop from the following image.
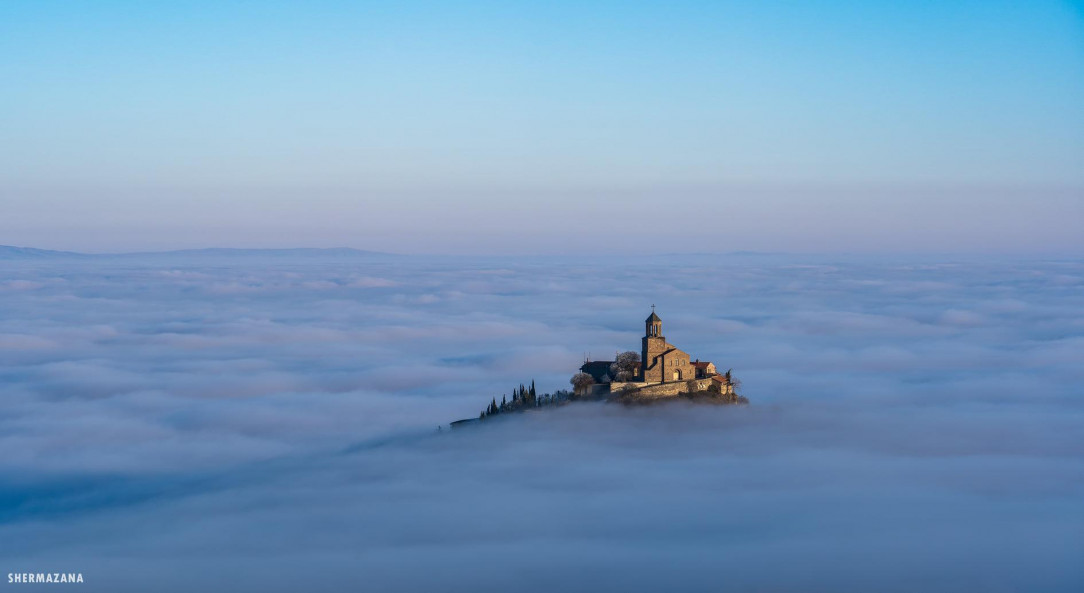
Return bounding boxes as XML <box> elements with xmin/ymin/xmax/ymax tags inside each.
<box><xmin>451</xmin><ymin>309</ymin><xmax>747</xmax><ymax>428</ymax></box>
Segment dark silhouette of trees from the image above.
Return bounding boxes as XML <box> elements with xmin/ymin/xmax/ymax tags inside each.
<box><xmin>475</xmin><ymin>380</ymin><xmax>576</xmax><ymax>421</ymax></box>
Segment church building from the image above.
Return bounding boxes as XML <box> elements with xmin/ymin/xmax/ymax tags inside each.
<box><xmin>579</xmin><ymin>308</ymin><xmax>729</xmax><ymax>394</ymax></box>
<box><xmin>641</xmin><ymin>310</ymin><xmax>696</xmax><ymax>382</ymax></box>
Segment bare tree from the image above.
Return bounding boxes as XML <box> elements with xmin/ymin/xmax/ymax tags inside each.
<box><xmin>609</xmin><ymin>351</ymin><xmax>640</xmax><ymax>382</ymax></box>
<box><xmin>570</xmin><ymin>372</ymin><xmax>595</xmax><ymax>395</ymax></box>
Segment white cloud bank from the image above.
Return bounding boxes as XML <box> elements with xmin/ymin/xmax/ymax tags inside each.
<box><xmin>0</xmin><ymin>253</ymin><xmax>1081</xmax><ymax>591</ymax></box>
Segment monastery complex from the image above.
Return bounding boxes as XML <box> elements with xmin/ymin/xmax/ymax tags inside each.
<box><xmin>577</xmin><ymin>308</ymin><xmax>738</xmax><ymax>401</ymax></box>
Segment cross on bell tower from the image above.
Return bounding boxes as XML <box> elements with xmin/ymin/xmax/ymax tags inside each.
<box><xmin>645</xmin><ymin>306</ymin><xmax>662</xmax><ymax>337</ymax></box>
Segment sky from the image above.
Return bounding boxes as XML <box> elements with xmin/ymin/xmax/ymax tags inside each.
<box><xmin>1</xmin><ymin>252</ymin><xmax>1082</xmax><ymax>591</ymax></box>
<box><xmin>1</xmin><ymin>1</ymin><xmax>1082</xmax><ymax>254</ymax></box>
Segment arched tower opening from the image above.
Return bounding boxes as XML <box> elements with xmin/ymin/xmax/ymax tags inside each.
<box><xmin>645</xmin><ymin>308</ymin><xmax>662</xmax><ymax>337</ymax></box>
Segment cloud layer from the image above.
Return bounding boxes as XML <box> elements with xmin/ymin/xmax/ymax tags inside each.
<box><xmin>1</xmin><ymin>253</ymin><xmax>1082</xmax><ymax>591</ymax></box>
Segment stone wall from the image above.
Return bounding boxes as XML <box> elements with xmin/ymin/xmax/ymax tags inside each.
<box><xmin>610</xmin><ymin>378</ymin><xmax>714</xmax><ymax>399</ymax></box>
<box><xmin>577</xmin><ymin>383</ymin><xmax>611</xmax><ymax>398</ymax></box>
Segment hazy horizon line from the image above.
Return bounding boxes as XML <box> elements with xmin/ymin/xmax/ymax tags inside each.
<box><xmin>3</xmin><ymin>244</ymin><xmax>1081</xmax><ymax>261</ymax></box>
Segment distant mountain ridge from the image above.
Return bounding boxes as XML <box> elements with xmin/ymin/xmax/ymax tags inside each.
<box><xmin>0</xmin><ymin>246</ymin><xmax>90</xmax><ymax>259</ymax></box>
<box><xmin>0</xmin><ymin>246</ymin><xmax>394</xmax><ymax>259</ymax></box>
<box><xmin>136</xmin><ymin>247</ymin><xmax>393</xmax><ymax>258</ymax></box>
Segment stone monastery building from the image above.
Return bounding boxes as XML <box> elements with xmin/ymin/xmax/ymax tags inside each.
<box><xmin>579</xmin><ymin>308</ymin><xmax>733</xmax><ymax>397</ymax></box>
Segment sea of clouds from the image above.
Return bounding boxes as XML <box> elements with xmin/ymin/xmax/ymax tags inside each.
<box><xmin>1</xmin><ymin>251</ymin><xmax>1082</xmax><ymax>592</ymax></box>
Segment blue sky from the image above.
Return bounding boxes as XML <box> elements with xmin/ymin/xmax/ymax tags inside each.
<box><xmin>1</xmin><ymin>1</ymin><xmax>1082</xmax><ymax>253</ymax></box>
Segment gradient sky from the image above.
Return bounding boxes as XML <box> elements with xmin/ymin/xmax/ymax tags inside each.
<box><xmin>1</xmin><ymin>1</ymin><xmax>1082</xmax><ymax>254</ymax></box>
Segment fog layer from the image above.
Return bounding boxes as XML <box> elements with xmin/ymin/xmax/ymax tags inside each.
<box><xmin>1</xmin><ymin>253</ymin><xmax>1081</xmax><ymax>591</ymax></box>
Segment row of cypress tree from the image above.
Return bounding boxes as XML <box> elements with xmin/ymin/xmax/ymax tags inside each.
<box><xmin>479</xmin><ymin>380</ymin><xmax>570</xmax><ymax>419</ymax></box>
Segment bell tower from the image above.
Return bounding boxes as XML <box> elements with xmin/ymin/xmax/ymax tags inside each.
<box><xmin>641</xmin><ymin>306</ymin><xmax>668</xmax><ymax>382</ymax></box>
<box><xmin>645</xmin><ymin>305</ymin><xmax>662</xmax><ymax>337</ymax></box>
